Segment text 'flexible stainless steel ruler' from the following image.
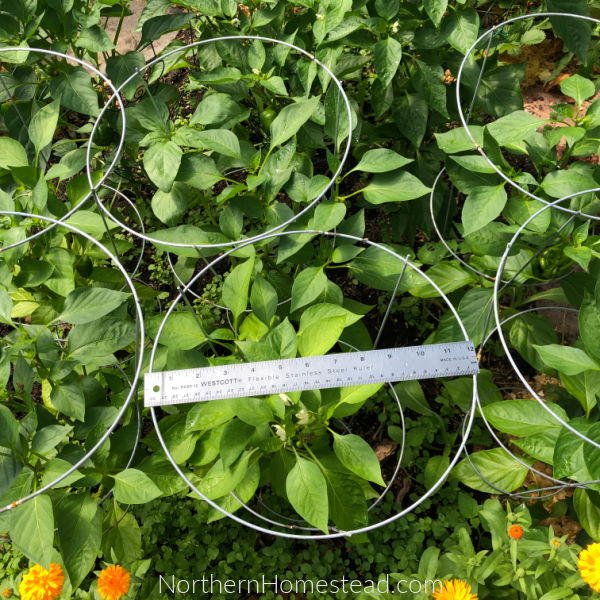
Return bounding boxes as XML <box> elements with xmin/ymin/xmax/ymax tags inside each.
<box><xmin>143</xmin><ymin>341</ymin><xmax>479</xmax><ymax>407</ymax></box>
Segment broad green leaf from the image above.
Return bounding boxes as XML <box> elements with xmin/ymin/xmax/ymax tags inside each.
<box><xmin>105</xmin><ymin>51</ymin><xmax>145</xmax><ymax>100</ymax></box>
<box><xmin>461</xmin><ymin>184</ymin><xmax>507</xmax><ymax>236</ymax></box>
<box><xmin>533</xmin><ymin>344</ymin><xmax>600</xmax><ymax>376</ymax></box>
<box><xmin>0</xmin><ymin>138</ymin><xmax>28</xmax><ymax>169</ymax></box>
<box><xmin>194</xmin><ymin>129</ymin><xmax>241</xmax><ymax>159</ymax></box>
<box><xmin>409</xmin><ymin>262</ymin><xmax>474</xmax><ymax>298</ymax></box>
<box><xmin>189</xmin><ymin>67</ymin><xmax>242</xmax><ymax>86</ymax></box>
<box><xmin>57</xmin><ymin>287</ymin><xmax>129</xmax><ymax>325</ymax></box>
<box><xmin>453</xmin><ymin>448</ymin><xmax>531</xmax><ymax>493</ymax></box>
<box><xmin>332</xmin><ymin>432</ymin><xmax>385</xmax><ymax>486</ymax></box>
<box><xmin>351</xmin><ymin>149</ymin><xmax>412</xmax><ymax>173</ymax></box>
<box><xmin>220</xmin><ymin>419</ymin><xmax>254</xmax><ymax>468</ymax></box>
<box><xmin>424</xmin><ymin>455</ymin><xmax>450</xmax><ymax>490</ymax></box>
<box><xmin>270</xmin><ymin>97</ymin><xmax>321</xmax><ymax>149</ymax></box>
<box><xmin>326</xmin><ymin>470</ymin><xmax>368</xmax><ymax>531</ymax></box>
<box><xmin>362</xmin><ymin>171</ymin><xmax>431</xmax><ymax>204</ymax></box>
<box><xmin>483</xmin><ymin>399</ymin><xmax>568</xmax><ymax>437</ymax></box>
<box><xmin>441</xmin><ymin>8</ymin><xmax>479</xmax><ymax>54</ymax></box>
<box><xmin>373</xmin><ymin>36</ymin><xmax>402</xmax><ymax>89</ymax></box>
<box><xmin>151</xmin><ymin>182</ymin><xmax>188</xmax><ymax>226</ymax></box>
<box><xmin>230</xmin><ymin>397</ymin><xmax>273</xmax><ymax>427</ymax></box>
<box><xmin>100</xmin><ymin>503</ymin><xmax>142</xmax><ymax>563</ymax></box>
<box><xmin>63</xmin><ymin>210</ymin><xmax>120</xmax><ymax>239</ymax></box>
<box><xmin>580</xmin><ymin>291</ymin><xmax>600</xmax><ymax>362</ymax></box>
<box><xmin>147</xmin><ymin>312</ymin><xmax>207</xmax><ymax>350</ymax></box>
<box><xmin>486</xmin><ymin>110</ymin><xmax>545</xmax><ymax>146</ymax></box>
<box><xmin>112</xmin><ymin>469</ymin><xmax>163</xmax><ymax>504</ymax></box>
<box><xmin>56</xmin><ymin>494</ymin><xmax>102</xmax><ymax>588</ymax></box>
<box><xmin>424</xmin><ymin>0</ymin><xmax>448</xmax><ymax>27</ymax></box>
<box><xmin>548</xmin><ymin>0</ymin><xmax>591</xmax><ymax>63</ymax></box>
<box><xmin>136</xmin><ymin>455</ymin><xmax>189</xmax><ymax>496</ymax></box>
<box><xmin>414</xmin><ymin>60</ymin><xmax>448</xmax><ymax>117</ymax></box>
<box><xmin>40</xmin><ymin>459</ymin><xmax>82</xmax><ymax>489</ymax></box>
<box><xmin>574</xmin><ymin>488</ymin><xmax>600</xmax><ymax>541</ymax></box>
<box><xmin>0</xmin><ymin>405</ymin><xmax>19</xmax><ymax>450</ymax></box>
<box><xmin>10</xmin><ymin>494</ymin><xmax>54</xmax><ymax>567</ymax></box>
<box><xmin>291</xmin><ymin>266</ymin><xmax>327</xmax><ymax>312</ymax></box>
<box><xmin>140</xmin><ymin>12</ymin><xmax>194</xmax><ymax>44</ymax></box>
<box><xmin>177</xmin><ymin>153</ymin><xmax>223</xmax><ymax>190</ymax></box>
<box><xmin>250</xmin><ymin>276</ymin><xmax>278</xmax><ymax>326</ymax></box>
<box><xmin>190</xmin><ymin>93</ymin><xmax>248</xmax><ymax>128</ymax></box>
<box><xmin>193</xmin><ymin>452</ymin><xmax>251</xmax><ymax>501</ymax></box>
<box><xmin>393</xmin><ymin>93</ymin><xmax>428</xmax><ymax>148</ymax></box>
<box><xmin>297</xmin><ymin>303</ymin><xmax>362</xmax><ymax>357</ymax></box>
<box><xmin>68</xmin><ymin>317</ymin><xmax>136</xmax><ymax>362</ymax></box>
<box><xmin>186</xmin><ymin>399</ymin><xmax>235</xmax><ymax>432</ymax></box>
<box><xmin>50</xmin><ymin>383</ymin><xmax>85</xmax><ymax>421</ymax></box>
<box><xmin>509</xmin><ymin>314</ymin><xmax>558</xmax><ymax>373</ymax></box>
<box><xmin>75</xmin><ymin>24</ymin><xmax>115</xmax><ymax>52</ymax></box>
<box><xmin>553</xmin><ymin>419</ymin><xmax>593</xmax><ymax>480</ymax></box>
<box><xmin>222</xmin><ymin>257</ymin><xmax>255</xmax><ymax>324</ymax></box>
<box><xmin>541</xmin><ymin>168</ymin><xmax>598</xmax><ymax>198</ymax></box>
<box><xmin>286</xmin><ymin>456</ymin><xmax>329</xmax><ymax>533</ymax></box>
<box><xmin>435</xmin><ymin>126</ymin><xmax>484</xmax><ymax>154</ymax></box>
<box><xmin>49</xmin><ymin>67</ymin><xmax>99</xmax><ymax>116</ymax></box>
<box><xmin>32</xmin><ymin>425</ymin><xmax>72</xmax><ymax>454</ymax></box>
<box><xmin>456</xmin><ymin>287</ymin><xmax>494</xmax><ymax>347</ymax></box>
<box><xmin>29</xmin><ymin>99</ymin><xmax>60</xmax><ymax>157</ymax></box>
<box><xmin>144</xmin><ymin>141</ymin><xmax>182</xmax><ymax>192</ymax></box>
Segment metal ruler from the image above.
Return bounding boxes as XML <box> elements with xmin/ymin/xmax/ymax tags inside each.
<box><xmin>143</xmin><ymin>341</ymin><xmax>479</xmax><ymax>407</ymax></box>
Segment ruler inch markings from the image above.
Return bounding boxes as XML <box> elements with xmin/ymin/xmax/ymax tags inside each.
<box><xmin>144</xmin><ymin>341</ymin><xmax>479</xmax><ymax>407</ymax></box>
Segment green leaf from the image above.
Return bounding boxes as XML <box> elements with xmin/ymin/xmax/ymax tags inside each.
<box><xmin>456</xmin><ymin>287</ymin><xmax>494</xmax><ymax>347</ymax></box>
<box><xmin>414</xmin><ymin>60</ymin><xmax>448</xmax><ymax>117</ymax></box>
<box><xmin>112</xmin><ymin>469</ymin><xmax>163</xmax><ymax>504</ymax></box>
<box><xmin>332</xmin><ymin>432</ymin><xmax>385</xmax><ymax>486</ymax></box>
<box><xmin>177</xmin><ymin>153</ymin><xmax>223</xmax><ymax>190</ymax></box>
<box><xmin>351</xmin><ymin>149</ymin><xmax>412</xmax><ymax>173</ymax></box>
<box><xmin>186</xmin><ymin>399</ymin><xmax>236</xmax><ymax>432</ymax></box>
<box><xmin>548</xmin><ymin>0</ymin><xmax>591</xmax><ymax>63</ymax></box>
<box><xmin>297</xmin><ymin>303</ymin><xmax>362</xmax><ymax>357</ymax></box>
<box><xmin>424</xmin><ymin>0</ymin><xmax>448</xmax><ymax>27</ymax></box>
<box><xmin>57</xmin><ymin>287</ymin><xmax>128</xmax><ymax>325</ymax></box>
<box><xmin>409</xmin><ymin>262</ymin><xmax>474</xmax><ymax>298</ymax></box>
<box><xmin>190</xmin><ymin>93</ymin><xmax>248</xmax><ymax>128</ymax></box>
<box><xmin>222</xmin><ymin>257</ymin><xmax>255</xmax><ymax>324</ymax></box>
<box><xmin>147</xmin><ymin>312</ymin><xmax>207</xmax><ymax>350</ymax></box>
<box><xmin>230</xmin><ymin>397</ymin><xmax>273</xmax><ymax>427</ymax></box>
<box><xmin>533</xmin><ymin>344</ymin><xmax>600</xmax><ymax>376</ymax></box>
<box><xmin>194</xmin><ymin>129</ymin><xmax>241</xmax><ymax>159</ymax></box>
<box><xmin>291</xmin><ymin>266</ymin><xmax>327</xmax><ymax>312</ymax></box>
<box><xmin>441</xmin><ymin>8</ymin><xmax>479</xmax><ymax>54</ymax></box>
<box><xmin>541</xmin><ymin>168</ymin><xmax>598</xmax><ymax>199</ymax></box>
<box><xmin>50</xmin><ymin>382</ymin><xmax>85</xmax><ymax>421</ymax></box>
<box><xmin>0</xmin><ymin>405</ymin><xmax>19</xmax><ymax>450</ymax></box>
<box><xmin>220</xmin><ymin>419</ymin><xmax>254</xmax><ymax>469</ymax></box>
<box><xmin>105</xmin><ymin>51</ymin><xmax>145</xmax><ymax>100</ymax></box>
<box><xmin>373</xmin><ymin>36</ymin><xmax>402</xmax><ymax>89</ymax></box>
<box><xmin>286</xmin><ymin>456</ymin><xmax>329</xmax><ymax>532</ymax></box>
<box><xmin>393</xmin><ymin>93</ymin><xmax>428</xmax><ymax>148</ymax></box>
<box><xmin>100</xmin><ymin>503</ymin><xmax>141</xmax><ymax>563</ymax></box>
<box><xmin>453</xmin><ymin>448</ymin><xmax>531</xmax><ymax>493</ymax></box>
<box><xmin>56</xmin><ymin>494</ymin><xmax>101</xmax><ymax>588</ymax></box>
<box><xmin>49</xmin><ymin>67</ymin><xmax>99</xmax><ymax>117</ymax></box>
<box><xmin>0</xmin><ymin>138</ymin><xmax>28</xmax><ymax>169</ymax></box>
<box><xmin>483</xmin><ymin>399</ymin><xmax>568</xmax><ymax>437</ymax></box>
<box><xmin>151</xmin><ymin>182</ymin><xmax>188</xmax><ymax>226</ymax></box>
<box><xmin>580</xmin><ymin>291</ymin><xmax>600</xmax><ymax>362</ymax></box>
<box><xmin>10</xmin><ymin>494</ymin><xmax>54</xmax><ymax>568</ymax></box>
<box><xmin>140</xmin><ymin>12</ymin><xmax>194</xmax><ymax>44</ymax></box>
<box><xmin>63</xmin><ymin>210</ymin><xmax>119</xmax><ymax>239</ymax></box>
<box><xmin>29</xmin><ymin>99</ymin><xmax>60</xmax><ymax>157</ymax></box>
<box><xmin>461</xmin><ymin>184</ymin><xmax>507</xmax><ymax>236</ymax></box>
<box><xmin>560</xmin><ymin>74</ymin><xmax>595</xmax><ymax>107</ymax></box>
<box><xmin>574</xmin><ymin>488</ymin><xmax>600</xmax><ymax>541</ymax></box>
<box><xmin>68</xmin><ymin>317</ymin><xmax>136</xmax><ymax>362</ymax></box>
<box><xmin>509</xmin><ymin>314</ymin><xmax>558</xmax><ymax>373</ymax></box>
<box><xmin>250</xmin><ymin>276</ymin><xmax>278</xmax><ymax>326</ymax></box>
<box><xmin>362</xmin><ymin>170</ymin><xmax>431</xmax><ymax>204</ymax></box>
<box><xmin>435</xmin><ymin>126</ymin><xmax>484</xmax><ymax>154</ymax></box>
<box><xmin>424</xmin><ymin>455</ymin><xmax>450</xmax><ymax>490</ymax></box>
<box><xmin>194</xmin><ymin>452</ymin><xmax>251</xmax><ymax>501</ymax></box>
<box><xmin>75</xmin><ymin>24</ymin><xmax>115</xmax><ymax>52</ymax></box>
<box><xmin>326</xmin><ymin>470</ymin><xmax>368</xmax><ymax>531</ymax></box>
<box><xmin>144</xmin><ymin>141</ymin><xmax>182</xmax><ymax>192</ymax></box>
<box><xmin>553</xmin><ymin>419</ymin><xmax>593</xmax><ymax>479</ymax></box>
<box><xmin>270</xmin><ymin>97</ymin><xmax>321</xmax><ymax>149</ymax></box>
<box><xmin>486</xmin><ymin>110</ymin><xmax>545</xmax><ymax>146</ymax></box>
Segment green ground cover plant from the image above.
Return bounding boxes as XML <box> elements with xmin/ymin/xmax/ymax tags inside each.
<box><xmin>2</xmin><ymin>0</ymin><xmax>600</xmax><ymax>599</ymax></box>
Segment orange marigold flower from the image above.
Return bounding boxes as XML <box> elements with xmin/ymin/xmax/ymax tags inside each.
<box><xmin>97</xmin><ymin>565</ymin><xmax>130</xmax><ymax>600</ymax></box>
<box><xmin>508</xmin><ymin>524</ymin><xmax>523</xmax><ymax>540</ymax></box>
<box><xmin>3</xmin><ymin>589</ymin><xmax>10</xmax><ymax>598</ymax></box>
<box><xmin>432</xmin><ymin>579</ymin><xmax>478</xmax><ymax>600</ymax></box>
<box><xmin>551</xmin><ymin>538</ymin><xmax>561</xmax><ymax>548</ymax></box>
<box><xmin>18</xmin><ymin>563</ymin><xmax>64</xmax><ymax>600</ymax></box>
<box><xmin>579</xmin><ymin>542</ymin><xmax>600</xmax><ymax>592</ymax></box>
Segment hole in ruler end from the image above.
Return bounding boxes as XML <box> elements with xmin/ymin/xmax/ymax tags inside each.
<box><xmin>153</xmin><ymin>385</ymin><xmax>160</xmax><ymax>393</ymax></box>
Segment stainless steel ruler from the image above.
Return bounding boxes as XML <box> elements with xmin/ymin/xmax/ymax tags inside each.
<box><xmin>144</xmin><ymin>341</ymin><xmax>479</xmax><ymax>407</ymax></box>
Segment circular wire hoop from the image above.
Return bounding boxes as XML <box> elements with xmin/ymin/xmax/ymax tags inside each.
<box><xmin>0</xmin><ymin>211</ymin><xmax>145</xmax><ymax>513</ymax></box>
<box><xmin>148</xmin><ymin>229</ymin><xmax>478</xmax><ymax>539</ymax></box>
<box><xmin>89</xmin><ymin>35</ymin><xmax>354</xmax><ymax>250</ymax></box>
<box><xmin>493</xmin><ymin>195</ymin><xmax>600</xmax><ymax>454</ymax></box>
<box><xmin>0</xmin><ymin>47</ymin><xmax>127</xmax><ymax>252</ymax></box>
<box><xmin>455</xmin><ymin>11</ymin><xmax>600</xmax><ymax>221</ymax></box>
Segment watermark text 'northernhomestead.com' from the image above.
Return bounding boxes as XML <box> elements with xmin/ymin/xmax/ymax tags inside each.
<box><xmin>159</xmin><ymin>574</ymin><xmax>443</xmax><ymax>596</ymax></box>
